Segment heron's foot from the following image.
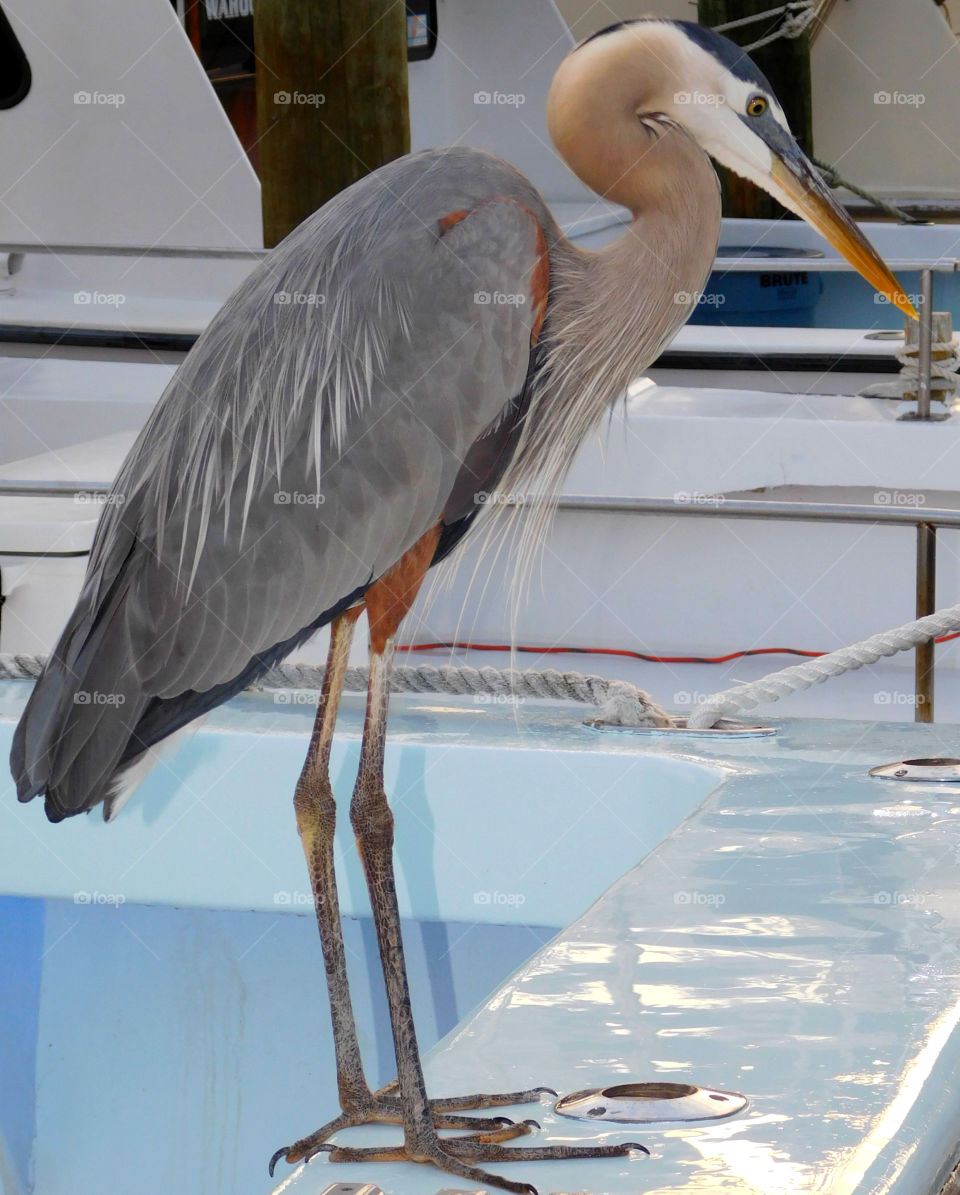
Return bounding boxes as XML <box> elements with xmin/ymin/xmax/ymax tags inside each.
<box><xmin>312</xmin><ymin>1131</ymin><xmax>647</xmax><ymax>1195</ymax></box>
<box><xmin>268</xmin><ymin>1090</ymin><xmax>551</xmax><ymax>1177</ymax></box>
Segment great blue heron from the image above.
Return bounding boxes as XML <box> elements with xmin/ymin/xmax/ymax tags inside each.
<box><xmin>12</xmin><ymin>17</ymin><xmax>914</xmax><ymax>1194</ymax></box>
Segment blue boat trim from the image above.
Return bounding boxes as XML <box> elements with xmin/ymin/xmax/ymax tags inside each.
<box><xmin>4</xmin><ymin>682</ymin><xmax>960</xmax><ymax>1192</ymax></box>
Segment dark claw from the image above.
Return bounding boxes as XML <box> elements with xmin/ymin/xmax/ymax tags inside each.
<box><xmin>304</xmin><ymin>1143</ymin><xmax>335</xmax><ymax>1164</ymax></box>
<box><xmin>521</xmin><ymin>1118</ymin><xmax>541</xmax><ymax>1130</ymax></box>
<box><xmin>491</xmin><ymin>1116</ymin><xmax>514</xmax><ymax>1126</ymax></box>
<box><xmin>532</xmin><ymin>1086</ymin><xmax>557</xmax><ymax>1097</ymax></box>
<box><xmin>624</xmin><ymin>1142</ymin><xmax>651</xmax><ymax>1155</ymax></box>
<box><xmin>519</xmin><ymin>1185</ymin><xmax>538</xmax><ymax>1195</ymax></box>
<box><xmin>267</xmin><ymin>1147</ymin><xmax>289</xmax><ymax>1178</ymax></box>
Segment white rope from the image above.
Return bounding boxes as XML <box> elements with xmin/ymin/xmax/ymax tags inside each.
<box><xmin>6</xmin><ymin>595</ymin><xmax>954</xmax><ymax>736</ymax></box>
<box><xmin>687</xmin><ymin>602</ymin><xmax>960</xmax><ymax>728</ymax></box>
<box><xmin>861</xmin><ymin>335</ymin><xmax>960</xmax><ymax>402</ymax></box>
<box><xmin>713</xmin><ymin>1</ymin><xmax>818</xmax><ymax>51</ymax></box>
<box><xmin>0</xmin><ymin>653</ymin><xmax>674</xmax><ymax>729</ymax></box>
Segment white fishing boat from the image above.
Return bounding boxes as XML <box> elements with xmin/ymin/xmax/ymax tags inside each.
<box><xmin>1</xmin><ymin>4</ymin><xmax>959</xmax><ymax>1195</ymax></box>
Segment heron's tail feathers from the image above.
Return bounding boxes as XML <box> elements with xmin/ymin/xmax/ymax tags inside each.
<box><xmin>11</xmin><ymin>561</ymin><xmax>150</xmax><ymax>822</ymax></box>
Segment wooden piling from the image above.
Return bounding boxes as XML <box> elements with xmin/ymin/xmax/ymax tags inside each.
<box><xmin>254</xmin><ymin>0</ymin><xmax>410</xmax><ymax>247</ymax></box>
<box><xmin>697</xmin><ymin>0</ymin><xmax>815</xmax><ymax>219</ymax></box>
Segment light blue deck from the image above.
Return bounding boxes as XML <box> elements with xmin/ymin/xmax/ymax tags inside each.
<box><xmin>3</xmin><ymin>681</ymin><xmax>960</xmax><ymax>1194</ymax></box>
<box><xmin>0</xmin><ymin>682</ymin><xmax>717</xmax><ymax>927</ymax></box>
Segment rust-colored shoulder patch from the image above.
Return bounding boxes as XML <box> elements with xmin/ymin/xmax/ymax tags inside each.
<box><xmin>438</xmin><ymin>209</ymin><xmax>470</xmax><ymax>235</ymax></box>
<box><xmin>365</xmin><ymin>522</ymin><xmax>442</xmax><ymax>654</ymax></box>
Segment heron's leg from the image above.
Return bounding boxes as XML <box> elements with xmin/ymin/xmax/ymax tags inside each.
<box><xmin>291</xmin><ymin>607</ymin><xmax>369</xmax><ymax>1113</ymax></box>
<box><xmin>271</xmin><ymin>549</ymin><xmax>544</xmax><ymax>1179</ymax></box>
<box><xmin>323</xmin><ymin>530</ymin><xmax>645</xmax><ymax>1194</ymax></box>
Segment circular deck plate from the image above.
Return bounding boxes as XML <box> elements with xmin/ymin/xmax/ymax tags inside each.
<box><xmin>869</xmin><ymin>757</ymin><xmax>960</xmax><ymax>782</ymax></box>
<box><xmin>555</xmin><ymin>1081</ymin><xmax>748</xmax><ymax>1124</ymax></box>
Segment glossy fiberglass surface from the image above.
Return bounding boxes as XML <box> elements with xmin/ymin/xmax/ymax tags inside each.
<box><xmin>0</xmin><ymin>681</ymin><xmax>718</xmax><ymax>928</ymax></box>
<box><xmin>270</xmin><ymin>717</ymin><xmax>960</xmax><ymax>1195</ymax></box>
<box><xmin>4</xmin><ymin>684</ymin><xmax>960</xmax><ymax>1194</ymax></box>
<box><xmin>0</xmin><ymin>680</ymin><xmax>718</xmax><ymax>1195</ymax></box>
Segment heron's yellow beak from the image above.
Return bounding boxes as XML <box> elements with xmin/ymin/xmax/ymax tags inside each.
<box><xmin>769</xmin><ymin>156</ymin><xmax>917</xmax><ymax>321</ymax></box>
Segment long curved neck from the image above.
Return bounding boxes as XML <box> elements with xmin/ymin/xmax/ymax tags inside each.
<box><xmin>547</xmin><ymin>23</ymin><xmax>720</xmax><ymax>217</ymax></box>
<box><xmin>544</xmin><ymin>116</ymin><xmax>722</xmax><ymax>402</ymax></box>
<box><xmin>503</xmin><ymin>45</ymin><xmax>721</xmax><ymax>503</ymax></box>
<box><xmin>545</xmin><ymin>30</ymin><xmax>721</xmax><ymax>344</ymax></box>
<box><xmin>590</xmin><ymin>121</ymin><xmax>721</xmax><ymax>321</ymax></box>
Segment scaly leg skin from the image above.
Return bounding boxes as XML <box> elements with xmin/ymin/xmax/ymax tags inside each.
<box><xmin>273</xmin><ymin>536</ymin><xmax>647</xmax><ymax>1193</ymax></box>
<box><xmin>269</xmin><ymin>605</ymin><xmax>547</xmax><ymax>1178</ymax></box>
<box><xmin>338</xmin><ymin>626</ymin><xmax>646</xmax><ymax>1193</ymax></box>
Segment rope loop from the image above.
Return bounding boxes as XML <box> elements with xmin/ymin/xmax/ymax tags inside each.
<box><xmin>713</xmin><ymin>1</ymin><xmax>817</xmax><ymax>50</ymax></box>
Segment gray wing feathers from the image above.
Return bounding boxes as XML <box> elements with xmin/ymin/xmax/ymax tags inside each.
<box><xmin>14</xmin><ymin>148</ymin><xmax>551</xmax><ymax>812</ymax></box>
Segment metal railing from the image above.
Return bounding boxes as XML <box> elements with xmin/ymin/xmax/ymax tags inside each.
<box><xmin>0</xmin><ymin>244</ymin><xmax>957</xmax><ymax>271</ymax></box>
<box><xmin>0</xmin><ymin>481</ymin><xmax>953</xmax><ymax>723</ymax></box>
<box><xmin>0</xmin><ymin>274</ymin><xmax>955</xmax><ymax>722</ymax></box>
<box><xmin>556</xmin><ymin>490</ymin><xmax>955</xmax><ymax>723</ymax></box>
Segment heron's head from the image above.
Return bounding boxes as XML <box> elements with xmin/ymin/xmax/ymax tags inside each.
<box><xmin>548</xmin><ymin>18</ymin><xmax>916</xmax><ymax>319</ymax></box>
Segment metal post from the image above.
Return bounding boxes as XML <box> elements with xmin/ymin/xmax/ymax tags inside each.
<box><xmin>917</xmin><ymin>268</ymin><xmax>934</xmax><ymax>420</ymax></box>
<box><xmin>915</xmin><ymin>522</ymin><xmax>936</xmax><ymax>721</ymax></box>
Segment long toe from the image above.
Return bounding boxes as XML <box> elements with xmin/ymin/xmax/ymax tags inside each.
<box><xmin>320</xmin><ymin>1143</ymin><xmax>539</xmax><ymax>1195</ymax></box>
<box><xmin>269</xmin><ymin>1110</ymin><xmax>355</xmax><ymax>1175</ymax></box>
<box><xmin>269</xmin><ymin>1099</ymin><xmax>535</xmax><ymax>1174</ymax></box>
<box><xmin>442</xmin><ymin>1138</ymin><xmax>649</xmax><ymax>1161</ymax></box>
<box><xmin>309</xmin><ymin>1132</ymin><xmax>644</xmax><ymax>1195</ymax></box>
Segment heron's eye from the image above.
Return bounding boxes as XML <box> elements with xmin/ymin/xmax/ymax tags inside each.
<box><xmin>746</xmin><ymin>95</ymin><xmax>768</xmax><ymax>117</ymax></box>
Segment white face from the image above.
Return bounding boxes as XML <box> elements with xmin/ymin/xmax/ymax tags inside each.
<box><xmin>650</xmin><ymin>23</ymin><xmax>794</xmax><ymax>196</ymax></box>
